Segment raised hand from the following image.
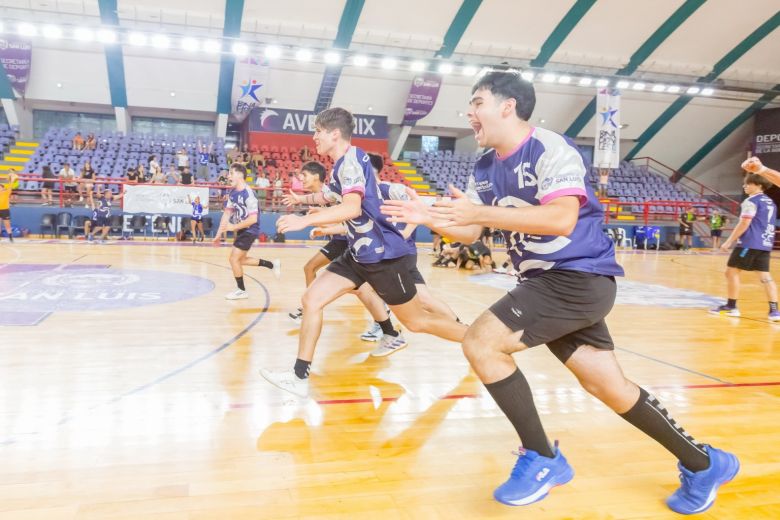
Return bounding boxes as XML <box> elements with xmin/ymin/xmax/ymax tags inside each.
<box><xmin>428</xmin><ymin>185</ymin><xmax>480</xmax><ymax>228</ymax></box>
<box><xmin>281</xmin><ymin>189</ymin><xmax>302</xmax><ymax>207</ymax></box>
<box><xmin>277</xmin><ymin>214</ymin><xmax>307</xmax><ymax>233</ymax></box>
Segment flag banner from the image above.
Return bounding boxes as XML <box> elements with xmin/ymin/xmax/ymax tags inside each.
<box><xmin>595</xmin><ymin>88</ymin><xmax>621</xmax><ymax>169</ymax></box>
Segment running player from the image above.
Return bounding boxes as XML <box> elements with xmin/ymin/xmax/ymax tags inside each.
<box><xmin>381</xmin><ymin>71</ymin><xmax>738</xmax><ymax>515</ymax></box>
<box><xmin>215</xmin><ymin>163</ymin><xmax>281</xmax><ymax>300</ymax></box>
<box><xmin>261</xmin><ymin>107</ymin><xmax>468</xmax><ymax>397</ymax></box>
<box><xmin>710</xmin><ymin>173</ymin><xmax>778</xmax><ymax>321</ymax></box>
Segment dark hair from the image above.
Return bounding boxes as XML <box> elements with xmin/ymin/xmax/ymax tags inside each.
<box><xmin>301</xmin><ymin>161</ymin><xmax>327</xmax><ymax>183</ymax></box>
<box><xmin>230</xmin><ymin>163</ymin><xmax>247</xmax><ymax>176</ymax></box>
<box><xmin>42</xmin><ymin>165</ymin><xmax>52</xmax><ymax>175</ymax></box>
<box><xmin>471</xmin><ymin>71</ymin><xmax>535</xmax><ymax>121</ymax></box>
<box><xmin>367</xmin><ymin>153</ymin><xmax>384</xmax><ymax>173</ymax></box>
<box><xmin>745</xmin><ymin>173</ymin><xmax>772</xmax><ymax>191</ymax></box>
<box><xmin>314</xmin><ymin>107</ymin><xmax>355</xmax><ymax>139</ymax></box>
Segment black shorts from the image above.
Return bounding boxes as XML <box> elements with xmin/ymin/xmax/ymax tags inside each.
<box><xmin>489</xmin><ymin>270</ymin><xmax>617</xmax><ymax>364</ymax></box>
<box><xmin>43</xmin><ymin>180</ymin><xmax>55</xmax><ymax>189</ymax></box>
<box><xmin>64</xmin><ymin>185</ymin><xmax>78</xmax><ymax>193</ymax></box>
<box><xmin>0</xmin><ymin>209</ymin><xmax>9</xmax><ymax>219</ymax></box>
<box><xmin>92</xmin><ymin>216</ymin><xmax>109</xmax><ymax>228</ymax></box>
<box><xmin>710</xmin><ymin>229</ymin><xmax>723</xmax><ymax>238</ymax></box>
<box><xmin>320</xmin><ymin>238</ymin><xmax>349</xmax><ymax>261</ymax></box>
<box><xmin>233</xmin><ymin>229</ymin><xmax>258</xmax><ymax>251</ymax></box>
<box><xmin>403</xmin><ymin>253</ymin><xmax>425</xmax><ymax>285</ymax></box>
<box><xmin>727</xmin><ymin>248</ymin><xmax>771</xmax><ymax>272</ymax></box>
<box><xmin>327</xmin><ymin>252</ymin><xmax>418</xmax><ymax>305</ymax></box>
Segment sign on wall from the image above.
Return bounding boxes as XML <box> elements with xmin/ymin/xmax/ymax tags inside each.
<box><xmin>402</xmin><ymin>73</ymin><xmax>442</xmax><ymax>126</ymax></box>
<box><xmin>247</xmin><ymin>107</ymin><xmax>388</xmax><ymax>139</ymax></box>
<box><xmin>754</xmin><ymin>107</ymin><xmax>780</xmax><ymax>170</ymax></box>
<box><xmin>594</xmin><ymin>88</ymin><xmax>621</xmax><ymax>169</ymax></box>
<box><xmin>0</xmin><ymin>37</ymin><xmax>32</xmax><ymax>96</ymax></box>
<box><xmin>231</xmin><ymin>56</ymin><xmax>271</xmax><ymax>122</ymax></box>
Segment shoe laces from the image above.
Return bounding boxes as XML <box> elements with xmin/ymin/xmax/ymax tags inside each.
<box><xmin>509</xmin><ymin>447</ymin><xmax>533</xmax><ymax>478</ymax></box>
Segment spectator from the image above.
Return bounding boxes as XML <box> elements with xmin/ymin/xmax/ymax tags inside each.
<box><xmin>72</xmin><ymin>132</ymin><xmax>85</xmax><ymax>151</ymax></box>
<box><xmin>272</xmin><ymin>173</ymin><xmax>283</xmax><ymax>208</ymax></box>
<box><xmin>679</xmin><ymin>205</ymin><xmax>696</xmax><ymax>252</ymax></box>
<box><xmin>196</xmin><ymin>140</ymin><xmax>212</xmax><ymax>181</ymax></box>
<box><xmin>137</xmin><ymin>163</ymin><xmax>147</xmax><ymax>183</ymax></box>
<box><xmin>79</xmin><ymin>159</ymin><xmax>96</xmax><ymax>208</ymax></box>
<box><xmin>255</xmin><ymin>170</ymin><xmax>270</xmax><ymax>208</ymax></box>
<box><xmin>180</xmin><ymin>166</ymin><xmax>193</xmax><ymax>185</ymax></box>
<box><xmin>299</xmin><ymin>145</ymin><xmax>311</xmax><ymax>161</ymax></box>
<box><xmin>290</xmin><ymin>172</ymin><xmax>303</xmax><ymax>194</ymax></box>
<box><xmin>58</xmin><ymin>163</ymin><xmax>78</xmax><ymax>206</ymax></box>
<box><xmin>85</xmin><ymin>133</ymin><xmax>97</xmax><ymax>151</ymax></box>
<box><xmin>149</xmin><ymin>154</ymin><xmax>162</xmax><ymax>182</ymax></box>
<box><xmin>187</xmin><ymin>194</ymin><xmax>205</xmax><ymax>243</ymax></box>
<box><xmin>166</xmin><ymin>165</ymin><xmax>180</xmax><ymax>184</ymax></box>
<box><xmin>41</xmin><ymin>165</ymin><xmax>56</xmax><ymax>206</ymax></box>
<box><xmin>598</xmin><ymin>168</ymin><xmax>609</xmax><ymax>198</ymax></box>
<box><xmin>0</xmin><ymin>172</ymin><xmax>17</xmax><ymax>242</ymax></box>
<box><xmin>176</xmin><ymin>148</ymin><xmax>190</xmax><ymax>173</ymax></box>
<box><xmin>709</xmin><ymin>210</ymin><xmax>727</xmax><ymax>250</ymax></box>
<box><xmin>126</xmin><ymin>167</ymin><xmax>141</xmax><ymax>184</ymax></box>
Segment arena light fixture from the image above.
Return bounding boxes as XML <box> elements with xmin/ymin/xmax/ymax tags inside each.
<box><xmin>74</xmin><ymin>27</ymin><xmax>95</xmax><ymax>42</ymax></box>
<box><xmin>96</xmin><ymin>29</ymin><xmax>116</xmax><ymax>44</ymax></box>
<box><xmin>437</xmin><ymin>63</ymin><xmax>453</xmax><ymax>74</ymax></box>
<box><xmin>181</xmin><ymin>37</ymin><xmax>199</xmax><ymax>52</ymax></box>
<box><xmin>202</xmin><ymin>40</ymin><xmax>221</xmax><ymax>54</ymax></box>
<box><xmin>667</xmin><ymin>85</ymin><xmax>681</xmax><ymax>94</ymax></box>
<box><xmin>521</xmin><ymin>71</ymin><xmax>535</xmax><ymax>82</ymax></box>
<box><xmin>632</xmin><ymin>82</ymin><xmax>646</xmax><ymax>91</ymax></box>
<box><xmin>578</xmin><ymin>77</ymin><xmax>592</xmax><ymax>86</ymax></box>
<box><xmin>701</xmin><ymin>87</ymin><xmax>714</xmax><ymax>96</ymax></box>
<box><xmin>265</xmin><ymin>45</ymin><xmax>282</xmax><ymax>59</ymax></box>
<box><xmin>616</xmin><ymin>80</ymin><xmax>630</xmax><ymax>89</ymax></box>
<box><xmin>558</xmin><ymin>75</ymin><xmax>571</xmax><ymax>84</ymax></box>
<box><xmin>231</xmin><ymin>42</ymin><xmax>248</xmax><ymax>56</ymax></box>
<box><xmin>409</xmin><ymin>60</ymin><xmax>426</xmax><ymax>72</ymax></box>
<box><xmin>595</xmin><ymin>78</ymin><xmax>609</xmax><ymax>87</ymax></box>
<box><xmin>352</xmin><ymin>55</ymin><xmax>369</xmax><ymax>67</ymax></box>
<box><xmin>151</xmin><ymin>35</ymin><xmax>170</xmax><ymax>49</ymax></box>
<box><xmin>18</xmin><ymin>23</ymin><xmax>37</xmax><ymax>37</ymax></box>
<box><xmin>42</xmin><ymin>25</ymin><xmax>62</xmax><ymax>39</ymax></box>
<box><xmin>651</xmin><ymin>84</ymin><xmax>666</xmax><ymax>92</ymax></box>
<box><xmin>128</xmin><ymin>32</ymin><xmax>147</xmax><ymax>46</ymax></box>
<box><xmin>541</xmin><ymin>73</ymin><xmax>556</xmax><ymax>83</ymax></box>
<box><xmin>462</xmin><ymin>65</ymin><xmax>478</xmax><ymax>76</ymax></box>
<box><xmin>686</xmin><ymin>86</ymin><xmax>700</xmax><ymax>95</ymax></box>
<box><xmin>324</xmin><ymin>51</ymin><xmax>341</xmax><ymax>65</ymax></box>
<box><xmin>295</xmin><ymin>48</ymin><xmax>312</xmax><ymax>62</ymax></box>
<box><xmin>381</xmin><ymin>57</ymin><xmax>397</xmax><ymax>70</ymax></box>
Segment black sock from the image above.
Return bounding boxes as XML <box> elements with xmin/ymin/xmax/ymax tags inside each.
<box><xmin>727</xmin><ymin>298</ymin><xmax>737</xmax><ymax>308</ymax></box>
<box><xmin>377</xmin><ymin>318</ymin><xmax>398</xmax><ymax>337</ymax></box>
<box><xmin>770</xmin><ymin>302</ymin><xmax>778</xmax><ymax>313</ymax></box>
<box><xmin>294</xmin><ymin>358</ymin><xmax>311</xmax><ymax>379</ymax></box>
<box><xmin>258</xmin><ymin>259</ymin><xmax>273</xmax><ymax>269</ymax></box>
<box><xmin>484</xmin><ymin>369</ymin><xmax>554</xmax><ymax>457</ymax></box>
<box><xmin>620</xmin><ymin>387</ymin><xmax>710</xmax><ymax>472</ymax></box>
<box><xmin>235</xmin><ymin>276</ymin><xmax>245</xmax><ymax>291</ymax></box>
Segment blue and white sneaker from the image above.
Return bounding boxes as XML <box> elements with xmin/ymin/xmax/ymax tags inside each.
<box><xmin>769</xmin><ymin>310</ymin><xmax>780</xmax><ymax>322</ymax></box>
<box><xmin>493</xmin><ymin>442</ymin><xmax>574</xmax><ymax>506</ymax></box>
<box><xmin>360</xmin><ymin>322</ymin><xmax>383</xmax><ymax>342</ymax></box>
<box><xmin>709</xmin><ymin>305</ymin><xmax>740</xmax><ymax>317</ymax></box>
<box><xmin>666</xmin><ymin>446</ymin><xmax>739</xmax><ymax>515</ymax></box>
<box><xmin>369</xmin><ymin>332</ymin><xmax>408</xmax><ymax>357</ymax></box>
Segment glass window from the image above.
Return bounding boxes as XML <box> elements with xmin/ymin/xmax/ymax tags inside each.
<box><xmin>421</xmin><ymin>135</ymin><xmax>439</xmax><ymax>154</ymax></box>
<box><xmin>131</xmin><ymin>117</ymin><xmax>214</xmax><ymax>137</ymax></box>
<box><xmin>33</xmin><ymin>110</ymin><xmax>115</xmax><ymax>138</ymax></box>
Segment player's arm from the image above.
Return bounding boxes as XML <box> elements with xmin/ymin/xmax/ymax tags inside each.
<box><xmin>743</xmin><ymin>156</ymin><xmax>780</xmax><ymax>186</ymax></box>
<box><xmin>400</xmin><ymin>223</ymin><xmax>418</xmax><ymax>240</ymax></box>
<box><xmin>311</xmin><ymin>223</ymin><xmax>347</xmax><ymax>237</ymax></box>
<box><xmin>228</xmin><ymin>212</ymin><xmax>257</xmax><ymax>232</ymax></box>
<box><xmin>283</xmin><ymin>190</ymin><xmax>328</xmax><ymax>207</ymax></box>
<box><xmin>722</xmin><ymin>218</ymin><xmax>751</xmax><ymax>249</ymax></box>
<box><xmin>277</xmin><ymin>193</ymin><xmax>361</xmax><ymax>233</ymax></box>
<box><xmin>214</xmin><ymin>207</ymin><xmax>233</xmax><ymax>239</ymax></box>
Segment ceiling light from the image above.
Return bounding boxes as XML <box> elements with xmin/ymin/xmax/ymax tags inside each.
<box><xmin>295</xmin><ymin>48</ymin><xmax>311</xmax><ymax>61</ymax></box>
<box><xmin>667</xmin><ymin>85</ymin><xmax>681</xmax><ymax>94</ymax></box>
<box><xmin>324</xmin><ymin>51</ymin><xmax>341</xmax><ymax>65</ymax></box>
<box><xmin>410</xmin><ymin>61</ymin><xmax>426</xmax><ymax>72</ymax></box>
<box><xmin>632</xmin><ymin>82</ymin><xmax>646</xmax><ymax>90</ymax></box>
<box><xmin>578</xmin><ymin>77</ymin><xmax>592</xmax><ymax>86</ymax></box>
<box><xmin>56</xmin><ymin>82</ymin><xmax>62</xmax><ymax>88</ymax></box>
<box><xmin>595</xmin><ymin>79</ymin><xmax>609</xmax><ymax>87</ymax></box>
<box><xmin>18</xmin><ymin>23</ymin><xmax>37</xmax><ymax>37</ymax></box>
<box><xmin>170</xmin><ymin>91</ymin><xmax>176</xmax><ymax>97</ymax></box>
<box><xmin>541</xmin><ymin>73</ymin><xmax>556</xmax><ymax>83</ymax></box>
<box><xmin>203</xmin><ymin>40</ymin><xmax>221</xmax><ymax>54</ymax></box>
<box><xmin>128</xmin><ymin>32</ymin><xmax>147</xmax><ymax>46</ymax></box>
<box><xmin>352</xmin><ymin>55</ymin><xmax>368</xmax><ymax>67</ymax></box>
<box><xmin>686</xmin><ymin>86</ymin><xmax>700</xmax><ymax>95</ymax></box>
<box><xmin>96</xmin><ymin>29</ymin><xmax>116</xmax><ymax>44</ymax></box>
<box><xmin>181</xmin><ymin>37</ymin><xmax>199</xmax><ymax>52</ymax></box>
<box><xmin>151</xmin><ymin>35</ymin><xmax>169</xmax><ymax>49</ymax></box>
<box><xmin>462</xmin><ymin>65</ymin><xmax>477</xmax><ymax>76</ymax></box>
<box><xmin>438</xmin><ymin>63</ymin><xmax>453</xmax><ymax>74</ymax></box>
<box><xmin>381</xmin><ymin>57</ymin><xmax>397</xmax><ymax>70</ymax></box>
<box><xmin>558</xmin><ymin>76</ymin><xmax>571</xmax><ymax>84</ymax></box>
<box><xmin>367</xmin><ymin>105</ymin><xmax>373</xmax><ymax>112</ymax></box>
<box><xmin>539</xmin><ymin>118</ymin><xmax>546</xmax><ymax>124</ymax></box>
<box><xmin>521</xmin><ymin>71</ymin><xmax>534</xmax><ymax>82</ymax></box>
<box><xmin>616</xmin><ymin>80</ymin><xmax>630</xmax><ymax>89</ymax></box>
<box><xmin>231</xmin><ymin>42</ymin><xmax>248</xmax><ymax>56</ymax></box>
<box><xmin>651</xmin><ymin>84</ymin><xmax>666</xmax><ymax>92</ymax></box>
<box><xmin>701</xmin><ymin>87</ymin><xmax>714</xmax><ymax>96</ymax></box>
<box><xmin>265</xmin><ymin>46</ymin><xmax>282</xmax><ymax>59</ymax></box>
<box><xmin>42</xmin><ymin>25</ymin><xmax>62</xmax><ymax>39</ymax></box>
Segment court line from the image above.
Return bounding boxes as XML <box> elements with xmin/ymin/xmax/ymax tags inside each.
<box><xmin>0</xmin><ymin>259</ymin><xmax>270</xmax><ymax>447</ymax></box>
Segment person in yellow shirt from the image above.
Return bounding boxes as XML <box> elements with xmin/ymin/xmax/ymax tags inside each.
<box><xmin>0</xmin><ymin>172</ymin><xmax>18</xmax><ymax>242</ymax></box>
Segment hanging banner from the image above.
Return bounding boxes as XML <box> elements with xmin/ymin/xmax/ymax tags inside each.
<box><xmin>247</xmin><ymin>107</ymin><xmax>388</xmax><ymax>139</ymax></box>
<box><xmin>754</xmin><ymin>107</ymin><xmax>780</xmax><ymax>168</ymax></box>
<box><xmin>402</xmin><ymin>73</ymin><xmax>442</xmax><ymax>126</ymax></box>
<box><xmin>594</xmin><ymin>88</ymin><xmax>621</xmax><ymax>169</ymax></box>
<box><xmin>123</xmin><ymin>185</ymin><xmax>211</xmax><ymax>215</ymax></box>
<box><xmin>0</xmin><ymin>37</ymin><xmax>32</xmax><ymax>96</ymax></box>
<box><xmin>231</xmin><ymin>56</ymin><xmax>271</xmax><ymax>122</ymax></box>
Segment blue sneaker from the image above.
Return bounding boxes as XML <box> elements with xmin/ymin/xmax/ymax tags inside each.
<box><xmin>709</xmin><ymin>305</ymin><xmax>740</xmax><ymax>317</ymax></box>
<box><xmin>493</xmin><ymin>442</ymin><xmax>574</xmax><ymax>506</ymax></box>
<box><xmin>769</xmin><ymin>310</ymin><xmax>780</xmax><ymax>322</ymax></box>
<box><xmin>666</xmin><ymin>446</ymin><xmax>739</xmax><ymax>515</ymax></box>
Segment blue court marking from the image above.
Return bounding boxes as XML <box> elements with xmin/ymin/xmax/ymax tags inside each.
<box><xmin>0</xmin><ymin>259</ymin><xmax>269</xmax><ymax>447</ymax></box>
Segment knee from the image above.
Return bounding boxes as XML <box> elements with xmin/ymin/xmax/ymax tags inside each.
<box><xmin>301</xmin><ymin>290</ymin><xmax>324</xmax><ymax>312</ymax></box>
<box><xmin>462</xmin><ymin>326</ymin><xmax>491</xmax><ymax>366</ymax></box>
<box><xmin>402</xmin><ymin>314</ymin><xmax>426</xmax><ymax>333</ymax></box>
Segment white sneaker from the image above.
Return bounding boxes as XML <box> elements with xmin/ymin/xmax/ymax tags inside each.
<box><xmin>360</xmin><ymin>322</ymin><xmax>383</xmax><ymax>342</ymax></box>
<box><xmin>493</xmin><ymin>266</ymin><xmax>507</xmax><ymax>274</ymax></box>
<box><xmin>225</xmin><ymin>289</ymin><xmax>249</xmax><ymax>300</ymax></box>
<box><xmin>288</xmin><ymin>307</ymin><xmax>303</xmax><ymax>324</ymax></box>
<box><xmin>260</xmin><ymin>368</ymin><xmax>309</xmax><ymax>398</ymax></box>
<box><xmin>272</xmin><ymin>259</ymin><xmax>282</xmax><ymax>279</ymax></box>
<box><xmin>370</xmin><ymin>332</ymin><xmax>408</xmax><ymax>357</ymax></box>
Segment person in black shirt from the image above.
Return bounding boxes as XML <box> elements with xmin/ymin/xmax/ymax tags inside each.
<box><xmin>41</xmin><ymin>165</ymin><xmax>56</xmax><ymax>206</ymax></box>
<box><xmin>180</xmin><ymin>166</ymin><xmax>193</xmax><ymax>185</ymax></box>
<box><xmin>126</xmin><ymin>167</ymin><xmax>141</xmax><ymax>184</ymax></box>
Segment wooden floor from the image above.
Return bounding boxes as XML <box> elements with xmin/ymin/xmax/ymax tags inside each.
<box><xmin>0</xmin><ymin>239</ymin><xmax>778</xmax><ymax>519</ymax></box>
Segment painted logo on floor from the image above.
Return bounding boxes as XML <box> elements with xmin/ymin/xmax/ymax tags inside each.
<box><xmin>0</xmin><ymin>264</ymin><xmax>214</xmax><ymax>325</ymax></box>
<box><xmin>469</xmin><ymin>273</ymin><xmax>722</xmax><ymax>309</ymax></box>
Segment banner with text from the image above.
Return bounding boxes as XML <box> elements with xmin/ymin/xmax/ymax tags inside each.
<box><xmin>594</xmin><ymin>88</ymin><xmax>621</xmax><ymax>169</ymax></box>
<box><xmin>247</xmin><ymin>107</ymin><xmax>388</xmax><ymax>139</ymax></box>
<box><xmin>231</xmin><ymin>56</ymin><xmax>271</xmax><ymax>122</ymax></box>
<box><xmin>754</xmin><ymin>107</ymin><xmax>780</xmax><ymax>170</ymax></box>
<box><xmin>402</xmin><ymin>73</ymin><xmax>442</xmax><ymax>126</ymax></box>
<box><xmin>0</xmin><ymin>37</ymin><xmax>32</xmax><ymax>96</ymax></box>
<box><xmin>123</xmin><ymin>185</ymin><xmax>210</xmax><ymax>215</ymax></box>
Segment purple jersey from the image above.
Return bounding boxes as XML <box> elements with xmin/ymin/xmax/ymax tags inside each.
<box><xmin>324</xmin><ymin>146</ymin><xmax>410</xmax><ymax>263</ymax></box>
<box><xmin>379</xmin><ymin>181</ymin><xmax>418</xmax><ymax>244</ymax></box>
<box><xmin>737</xmin><ymin>193</ymin><xmax>776</xmax><ymax>251</ymax></box>
<box><xmin>191</xmin><ymin>202</ymin><xmax>203</xmax><ymax>219</ymax></box>
<box><xmin>466</xmin><ymin>127</ymin><xmax>624</xmax><ymax>279</ymax></box>
<box><xmin>227</xmin><ymin>187</ymin><xmax>259</xmax><ymax>235</ymax></box>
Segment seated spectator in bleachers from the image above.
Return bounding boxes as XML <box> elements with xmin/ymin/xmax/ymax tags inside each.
<box><xmin>85</xmin><ymin>133</ymin><xmax>97</xmax><ymax>151</ymax></box>
<box><xmin>165</xmin><ymin>165</ymin><xmax>180</xmax><ymax>184</ymax></box>
<box><xmin>72</xmin><ymin>132</ymin><xmax>85</xmax><ymax>151</ymax></box>
<box><xmin>598</xmin><ymin>168</ymin><xmax>610</xmax><ymax>198</ymax></box>
<box><xmin>176</xmin><ymin>148</ymin><xmax>189</xmax><ymax>173</ymax></box>
<box><xmin>58</xmin><ymin>162</ymin><xmax>78</xmax><ymax>206</ymax></box>
<box><xmin>149</xmin><ymin>154</ymin><xmax>162</xmax><ymax>182</ymax></box>
<box><xmin>180</xmin><ymin>166</ymin><xmax>193</xmax><ymax>185</ymax></box>
<box><xmin>137</xmin><ymin>163</ymin><xmax>148</xmax><ymax>182</ymax></box>
<box><xmin>125</xmin><ymin>166</ymin><xmax>141</xmax><ymax>184</ymax></box>
<box><xmin>255</xmin><ymin>171</ymin><xmax>270</xmax><ymax>207</ymax></box>
<box><xmin>272</xmin><ymin>174</ymin><xmax>283</xmax><ymax>207</ymax></box>
<box><xmin>79</xmin><ymin>159</ymin><xmax>96</xmax><ymax>208</ymax></box>
<box><xmin>228</xmin><ymin>147</ymin><xmax>241</xmax><ymax>165</ymax></box>
<box><xmin>41</xmin><ymin>164</ymin><xmax>56</xmax><ymax>206</ymax></box>
<box><xmin>299</xmin><ymin>145</ymin><xmax>311</xmax><ymax>161</ymax></box>
<box><xmin>290</xmin><ymin>172</ymin><xmax>303</xmax><ymax>194</ymax></box>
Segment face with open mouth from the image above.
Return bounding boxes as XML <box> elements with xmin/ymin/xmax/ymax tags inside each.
<box><xmin>468</xmin><ymin>87</ymin><xmax>499</xmax><ymax>148</ymax></box>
